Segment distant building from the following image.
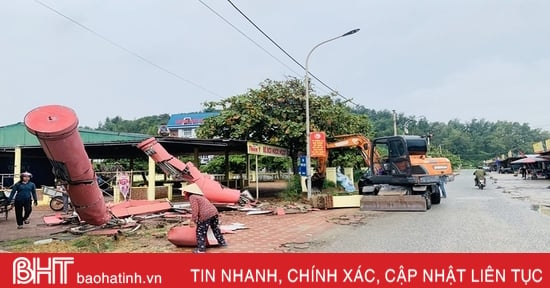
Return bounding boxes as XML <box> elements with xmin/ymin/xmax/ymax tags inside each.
<box><xmin>166</xmin><ymin>112</ymin><xmax>219</xmax><ymax>139</ymax></box>
<box><xmin>166</xmin><ymin>112</ymin><xmax>220</xmax><ymax>164</ymax></box>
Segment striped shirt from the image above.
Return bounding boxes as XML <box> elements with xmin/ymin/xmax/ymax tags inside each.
<box><xmin>189</xmin><ymin>194</ymin><xmax>218</xmax><ymax>223</ymax></box>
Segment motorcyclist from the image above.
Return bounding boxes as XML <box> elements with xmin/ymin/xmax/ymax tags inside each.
<box><xmin>473</xmin><ymin>166</ymin><xmax>487</xmax><ymax>187</ymax></box>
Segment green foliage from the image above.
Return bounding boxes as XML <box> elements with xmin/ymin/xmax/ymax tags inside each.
<box><xmin>97</xmin><ymin>114</ymin><xmax>170</xmax><ymax>135</ymax></box>
<box><xmin>200</xmin><ymin>155</ymin><xmax>247</xmax><ymax>174</ymax></box>
<box><xmin>428</xmin><ymin>147</ymin><xmax>463</xmax><ymax>169</ymax></box>
<box><xmin>197</xmin><ymin>77</ymin><xmax>372</xmax><ymax>173</ymax></box>
<box><xmin>323</xmin><ymin>179</ymin><xmax>337</xmax><ymax>189</ymax></box>
<box><xmin>88</xmin><ymin>79</ymin><xmax>550</xmax><ymax>180</ymax></box>
<box><xmin>279</xmin><ymin>175</ymin><xmax>302</xmax><ymax>200</ymax></box>
<box><xmin>354</xmin><ymin>106</ymin><xmax>550</xmax><ymax>165</ymax></box>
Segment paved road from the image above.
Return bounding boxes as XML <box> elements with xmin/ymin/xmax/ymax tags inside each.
<box><xmin>313</xmin><ymin>170</ymin><xmax>550</xmax><ymax>252</ymax></box>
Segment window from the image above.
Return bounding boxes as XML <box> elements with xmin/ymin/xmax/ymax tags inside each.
<box><xmin>178</xmin><ymin>128</ymin><xmax>195</xmax><ymax>138</ymax></box>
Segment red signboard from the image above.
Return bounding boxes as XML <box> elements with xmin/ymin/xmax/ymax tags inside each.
<box><xmin>1</xmin><ymin>253</ymin><xmax>548</xmax><ymax>287</ymax></box>
<box><xmin>310</xmin><ymin>132</ymin><xmax>327</xmax><ymax>158</ymax></box>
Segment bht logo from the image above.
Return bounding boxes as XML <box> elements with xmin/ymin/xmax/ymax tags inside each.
<box><xmin>12</xmin><ymin>256</ymin><xmax>74</xmax><ymax>285</ymax></box>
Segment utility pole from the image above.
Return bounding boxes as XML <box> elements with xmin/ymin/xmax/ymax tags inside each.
<box><xmin>392</xmin><ymin>110</ymin><xmax>397</xmax><ymax>136</ymax></box>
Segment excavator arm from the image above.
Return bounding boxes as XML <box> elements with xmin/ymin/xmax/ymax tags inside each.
<box><xmin>320</xmin><ymin>134</ymin><xmax>382</xmax><ymax>173</ymax></box>
<box><xmin>312</xmin><ymin>134</ymin><xmax>382</xmax><ymax>191</ymax></box>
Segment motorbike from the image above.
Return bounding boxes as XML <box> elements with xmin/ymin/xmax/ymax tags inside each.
<box><xmin>475</xmin><ymin>177</ymin><xmax>486</xmax><ymax>190</ymax></box>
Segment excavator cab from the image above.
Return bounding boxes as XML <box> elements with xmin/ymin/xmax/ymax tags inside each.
<box><xmin>372</xmin><ymin>136</ymin><xmax>413</xmax><ymax>176</ymax></box>
<box><xmin>359</xmin><ymin>135</ymin><xmax>441</xmax><ymax>211</ymax></box>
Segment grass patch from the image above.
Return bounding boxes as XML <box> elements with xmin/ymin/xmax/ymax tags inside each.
<box><xmin>2</xmin><ymin>238</ymin><xmax>32</xmax><ymax>247</ymax></box>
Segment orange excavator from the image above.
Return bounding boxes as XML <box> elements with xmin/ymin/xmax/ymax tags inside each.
<box><xmin>312</xmin><ymin>134</ymin><xmax>381</xmax><ymax>191</ymax></box>
<box><xmin>313</xmin><ymin>134</ymin><xmax>453</xmax><ymax>211</ymax></box>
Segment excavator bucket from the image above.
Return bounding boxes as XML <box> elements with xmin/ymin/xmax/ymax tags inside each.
<box><xmin>360</xmin><ymin>195</ymin><xmax>427</xmax><ymax>212</ymax></box>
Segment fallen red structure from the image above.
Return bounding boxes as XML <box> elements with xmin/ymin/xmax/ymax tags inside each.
<box><xmin>24</xmin><ymin>105</ymin><xmax>111</xmax><ymax>226</ymax></box>
<box><xmin>167</xmin><ymin>226</ymin><xmax>219</xmax><ymax>247</ymax></box>
<box><xmin>137</xmin><ymin>137</ymin><xmax>246</xmax><ymax>204</ymax></box>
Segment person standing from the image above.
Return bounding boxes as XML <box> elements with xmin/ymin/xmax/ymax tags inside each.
<box><xmin>520</xmin><ymin>165</ymin><xmax>527</xmax><ymax>180</ymax></box>
<box><xmin>439</xmin><ymin>174</ymin><xmax>448</xmax><ymax>198</ymax></box>
<box><xmin>56</xmin><ymin>180</ymin><xmax>70</xmax><ymax>214</ymax></box>
<box><xmin>184</xmin><ymin>183</ymin><xmax>227</xmax><ymax>253</ymax></box>
<box><xmin>8</xmin><ymin>171</ymin><xmax>38</xmax><ymax>229</ymax></box>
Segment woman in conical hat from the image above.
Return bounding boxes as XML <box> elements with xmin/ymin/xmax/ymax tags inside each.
<box><xmin>183</xmin><ymin>183</ymin><xmax>227</xmax><ymax>253</ymax></box>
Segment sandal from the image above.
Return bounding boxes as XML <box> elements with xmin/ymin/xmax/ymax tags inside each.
<box><xmin>24</xmin><ymin>220</ymin><xmax>30</xmax><ymax>224</ymax></box>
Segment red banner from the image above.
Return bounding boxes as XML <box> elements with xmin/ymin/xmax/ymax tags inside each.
<box><xmin>310</xmin><ymin>132</ymin><xmax>327</xmax><ymax>158</ymax></box>
<box><xmin>0</xmin><ymin>253</ymin><xmax>548</xmax><ymax>287</ymax></box>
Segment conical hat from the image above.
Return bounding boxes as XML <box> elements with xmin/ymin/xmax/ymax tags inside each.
<box><xmin>183</xmin><ymin>183</ymin><xmax>203</xmax><ymax>195</ymax></box>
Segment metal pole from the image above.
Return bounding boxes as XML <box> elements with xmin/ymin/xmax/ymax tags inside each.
<box><xmin>305</xmin><ymin>28</ymin><xmax>360</xmax><ymax>200</ymax></box>
<box><xmin>392</xmin><ymin>110</ymin><xmax>397</xmax><ymax>136</ymax></box>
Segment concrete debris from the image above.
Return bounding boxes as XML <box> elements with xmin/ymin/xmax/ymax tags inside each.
<box><xmin>33</xmin><ymin>238</ymin><xmax>53</xmax><ymax>245</ymax></box>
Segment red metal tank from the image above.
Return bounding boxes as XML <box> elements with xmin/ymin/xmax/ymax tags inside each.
<box><xmin>24</xmin><ymin>105</ymin><xmax>110</xmax><ymax>226</ymax></box>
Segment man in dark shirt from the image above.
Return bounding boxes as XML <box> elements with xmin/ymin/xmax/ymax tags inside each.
<box><xmin>8</xmin><ymin>171</ymin><xmax>38</xmax><ymax>229</ymax></box>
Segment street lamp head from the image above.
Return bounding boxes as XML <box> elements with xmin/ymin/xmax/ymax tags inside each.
<box><xmin>341</xmin><ymin>28</ymin><xmax>360</xmax><ymax>37</ymax></box>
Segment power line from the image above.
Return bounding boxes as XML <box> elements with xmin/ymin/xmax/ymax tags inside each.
<box><xmin>33</xmin><ymin>0</ymin><xmax>221</xmax><ymax>98</ymax></box>
<box><xmin>226</xmin><ymin>0</ymin><xmax>361</xmax><ymax>107</ymax></box>
<box><xmin>197</xmin><ymin>0</ymin><xmax>302</xmax><ymax>77</ymax></box>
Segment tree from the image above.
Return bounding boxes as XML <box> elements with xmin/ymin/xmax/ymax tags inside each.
<box><xmin>197</xmin><ymin>77</ymin><xmax>372</xmax><ymax>173</ymax></box>
<box><xmin>200</xmin><ymin>155</ymin><xmax>247</xmax><ymax>175</ymax></box>
<box><xmin>98</xmin><ymin>114</ymin><xmax>170</xmax><ymax>135</ymax></box>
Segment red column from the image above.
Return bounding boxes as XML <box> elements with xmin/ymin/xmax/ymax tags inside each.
<box><xmin>24</xmin><ymin>105</ymin><xmax>110</xmax><ymax>226</ymax></box>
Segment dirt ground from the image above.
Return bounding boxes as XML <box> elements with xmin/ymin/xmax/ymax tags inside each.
<box><xmin>1</xmin><ymin>180</ymin><xmax>359</xmax><ymax>253</ymax></box>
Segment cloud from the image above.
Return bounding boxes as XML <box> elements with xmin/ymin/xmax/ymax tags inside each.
<box><xmin>398</xmin><ymin>57</ymin><xmax>550</xmax><ymax>128</ymax></box>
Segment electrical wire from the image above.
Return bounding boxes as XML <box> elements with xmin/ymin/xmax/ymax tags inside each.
<box><xmin>226</xmin><ymin>0</ymin><xmax>361</xmax><ymax>107</ymax></box>
<box><xmin>197</xmin><ymin>0</ymin><xmax>302</xmax><ymax>77</ymax></box>
<box><xmin>33</xmin><ymin>0</ymin><xmax>221</xmax><ymax>98</ymax></box>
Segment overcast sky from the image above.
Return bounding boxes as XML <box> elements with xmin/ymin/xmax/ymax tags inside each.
<box><xmin>1</xmin><ymin>0</ymin><xmax>549</xmax><ymax>130</ymax></box>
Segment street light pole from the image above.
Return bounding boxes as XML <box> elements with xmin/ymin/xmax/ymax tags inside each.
<box><xmin>392</xmin><ymin>110</ymin><xmax>397</xmax><ymax>136</ymax></box>
<box><xmin>305</xmin><ymin>28</ymin><xmax>360</xmax><ymax>200</ymax></box>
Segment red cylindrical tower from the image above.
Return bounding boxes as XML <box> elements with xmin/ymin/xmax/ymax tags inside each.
<box><xmin>24</xmin><ymin>105</ymin><xmax>110</xmax><ymax>226</ymax></box>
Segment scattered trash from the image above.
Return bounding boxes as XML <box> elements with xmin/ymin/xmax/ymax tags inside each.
<box><xmin>42</xmin><ymin>213</ymin><xmax>70</xmax><ymax>226</ymax></box>
<box><xmin>336</xmin><ymin>166</ymin><xmax>356</xmax><ymax>193</ymax></box>
<box><xmin>246</xmin><ymin>210</ymin><xmax>272</xmax><ymax>215</ymax></box>
<box><xmin>220</xmin><ymin>223</ymin><xmax>248</xmax><ymax>233</ymax></box>
<box><xmin>33</xmin><ymin>238</ymin><xmax>53</xmax><ymax>245</ymax></box>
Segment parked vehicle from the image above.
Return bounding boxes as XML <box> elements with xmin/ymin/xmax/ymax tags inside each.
<box><xmin>43</xmin><ymin>186</ymin><xmax>72</xmax><ymax>212</ymax></box>
<box><xmin>499</xmin><ymin>167</ymin><xmax>514</xmax><ymax>174</ymax></box>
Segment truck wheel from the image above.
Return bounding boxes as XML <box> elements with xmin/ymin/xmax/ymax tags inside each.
<box><xmin>425</xmin><ymin>194</ymin><xmax>432</xmax><ymax>210</ymax></box>
<box><xmin>431</xmin><ymin>190</ymin><xmax>441</xmax><ymax>205</ymax></box>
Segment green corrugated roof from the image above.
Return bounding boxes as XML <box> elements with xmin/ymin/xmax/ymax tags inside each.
<box><xmin>0</xmin><ymin>122</ymin><xmax>151</xmax><ymax>148</ymax></box>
